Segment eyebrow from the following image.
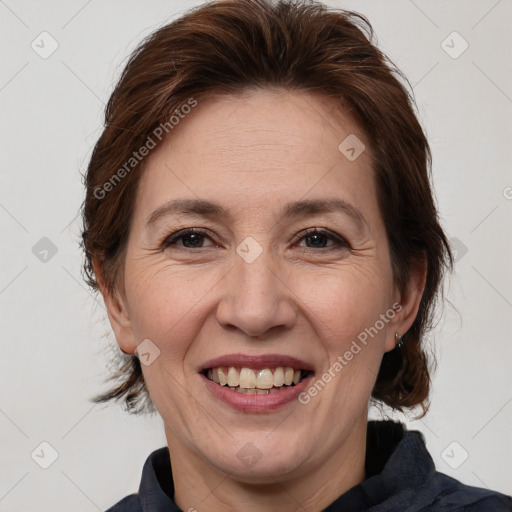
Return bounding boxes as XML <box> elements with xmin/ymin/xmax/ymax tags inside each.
<box><xmin>146</xmin><ymin>197</ymin><xmax>367</xmax><ymax>229</ymax></box>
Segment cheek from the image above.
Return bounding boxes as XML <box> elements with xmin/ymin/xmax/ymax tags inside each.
<box><xmin>293</xmin><ymin>264</ymin><xmax>393</xmax><ymax>338</ymax></box>
<box><xmin>294</xmin><ymin>266</ymin><xmax>395</xmax><ymax>406</ymax></box>
<box><xmin>123</xmin><ymin>264</ymin><xmax>215</xmax><ymax>418</ymax></box>
<box><xmin>123</xmin><ymin>258</ymin><xmax>218</xmax><ymax>361</ymax></box>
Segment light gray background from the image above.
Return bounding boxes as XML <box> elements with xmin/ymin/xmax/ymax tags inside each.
<box><xmin>1</xmin><ymin>0</ymin><xmax>511</xmax><ymax>510</ymax></box>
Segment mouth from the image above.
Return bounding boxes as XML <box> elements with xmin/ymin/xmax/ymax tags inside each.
<box><xmin>199</xmin><ymin>353</ymin><xmax>315</xmax><ymax>412</ymax></box>
<box><xmin>203</xmin><ymin>366</ymin><xmax>313</xmax><ymax>395</ymax></box>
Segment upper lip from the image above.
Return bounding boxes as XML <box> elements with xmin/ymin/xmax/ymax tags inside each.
<box><xmin>201</xmin><ymin>353</ymin><xmax>315</xmax><ymax>372</ymax></box>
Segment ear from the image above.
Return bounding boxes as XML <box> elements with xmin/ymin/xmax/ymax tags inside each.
<box><xmin>92</xmin><ymin>257</ymin><xmax>137</xmax><ymax>355</ymax></box>
<box><xmin>384</xmin><ymin>257</ymin><xmax>428</xmax><ymax>352</ymax></box>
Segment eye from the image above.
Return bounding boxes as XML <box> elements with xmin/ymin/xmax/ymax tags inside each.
<box><xmin>293</xmin><ymin>228</ymin><xmax>349</xmax><ymax>252</ymax></box>
<box><xmin>160</xmin><ymin>227</ymin><xmax>349</xmax><ymax>252</ymax></box>
<box><xmin>162</xmin><ymin>228</ymin><xmax>217</xmax><ymax>249</ymax></box>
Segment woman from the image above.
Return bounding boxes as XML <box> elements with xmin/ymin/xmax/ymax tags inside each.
<box><xmin>80</xmin><ymin>0</ymin><xmax>512</xmax><ymax>510</ymax></box>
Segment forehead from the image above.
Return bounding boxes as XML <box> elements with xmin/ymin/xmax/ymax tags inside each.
<box><xmin>136</xmin><ymin>89</ymin><xmax>377</xmax><ymax>224</ymax></box>
<box><xmin>159</xmin><ymin>88</ymin><xmax>367</xmax><ymax>166</ymax></box>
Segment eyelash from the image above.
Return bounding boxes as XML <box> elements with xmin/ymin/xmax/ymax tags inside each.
<box><xmin>161</xmin><ymin>227</ymin><xmax>350</xmax><ymax>253</ymax></box>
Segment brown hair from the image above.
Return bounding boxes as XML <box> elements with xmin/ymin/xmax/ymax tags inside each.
<box><xmin>81</xmin><ymin>0</ymin><xmax>453</xmax><ymax>417</ymax></box>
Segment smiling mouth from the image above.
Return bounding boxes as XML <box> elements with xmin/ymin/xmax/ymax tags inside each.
<box><xmin>203</xmin><ymin>366</ymin><xmax>313</xmax><ymax>394</ymax></box>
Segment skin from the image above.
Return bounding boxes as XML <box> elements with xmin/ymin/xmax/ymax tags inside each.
<box><xmin>96</xmin><ymin>88</ymin><xmax>426</xmax><ymax>512</ymax></box>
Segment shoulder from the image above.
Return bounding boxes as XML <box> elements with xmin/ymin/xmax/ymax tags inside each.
<box><xmin>104</xmin><ymin>493</ymin><xmax>141</xmax><ymax>512</ymax></box>
<box><xmin>103</xmin><ymin>446</ymin><xmax>176</xmax><ymax>512</ymax></box>
<box><xmin>374</xmin><ymin>424</ymin><xmax>512</xmax><ymax>511</ymax></box>
<box><xmin>424</xmin><ymin>471</ymin><xmax>512</xmax><ymax>511</ymax></box>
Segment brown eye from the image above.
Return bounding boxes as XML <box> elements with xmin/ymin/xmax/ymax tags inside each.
<box><xmin>295</xmin><ymin>229</ymin><xmax>349</xmax><ymax>251</ymax></box>
<box><xmin>162</xmin><ymin>229</ymin><xmax>215</xmax><ymax>249</ymax></box>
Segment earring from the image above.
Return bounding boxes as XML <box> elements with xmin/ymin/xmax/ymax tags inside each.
<box><xmin>395</xmin><ymin>332</ymin><xmax>404</xmax><ymax>349</ymax></box>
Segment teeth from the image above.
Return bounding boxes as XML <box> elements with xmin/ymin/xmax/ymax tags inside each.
<box><xmin>284</xmin><ymin>367</ymin><xmax>295</xmax><ymax>385</ymax></box>
<box><xmin>256</xmin><ymin>369</ymin><xmax>274</xmax><ymax>389</ymax></box>
<box><xmin>239</xmin><ymin>368</ymin><xmax>256</xmax><ymax>389</ymax></box>
<box><xmin>273</xmin><ymin>367</ymin><xmax>284</xmax><ymax>387</ymax></box>
<box><xmin>227</xmin><ymin>367</ymin><xmax>239</xmax><ymax>387</ymax></box>
<box><xmin>207</xmin><ymin>366</ymin><xmax>309</xmax><ymax>391</ymax></box>
<box><xmin>217</xmin><ymin>368</ymin><xmax>227</xmax><ymax>386</ymax></box>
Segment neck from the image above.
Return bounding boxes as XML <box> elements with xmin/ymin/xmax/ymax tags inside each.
<box><xmin>167</xmin><ymin>415</ymin><xmax>368</xmax><ymax>512</ymax></box>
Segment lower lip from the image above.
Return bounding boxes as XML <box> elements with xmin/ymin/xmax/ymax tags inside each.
<box><xmin>202</xmin><ymin>374</ymin><xmax>314</xmax><ymax>413</ymax></box>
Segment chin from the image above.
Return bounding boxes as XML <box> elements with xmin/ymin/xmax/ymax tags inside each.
<box><xmin>203</xmin><ymin>439</ymin><xmax>310</xmax><ymax>483</ymax></box>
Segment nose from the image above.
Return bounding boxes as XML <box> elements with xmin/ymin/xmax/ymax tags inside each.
<box><xmin>215</xmin><ymin>249</ymin><xmax>297</xmax><ymax>338</ymax></box>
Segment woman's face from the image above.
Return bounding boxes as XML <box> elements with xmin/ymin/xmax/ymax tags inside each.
<box><xmin>107</xmin><ymin>89</ymin><xmax>418</xmax><ymax>482</ymax></box>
